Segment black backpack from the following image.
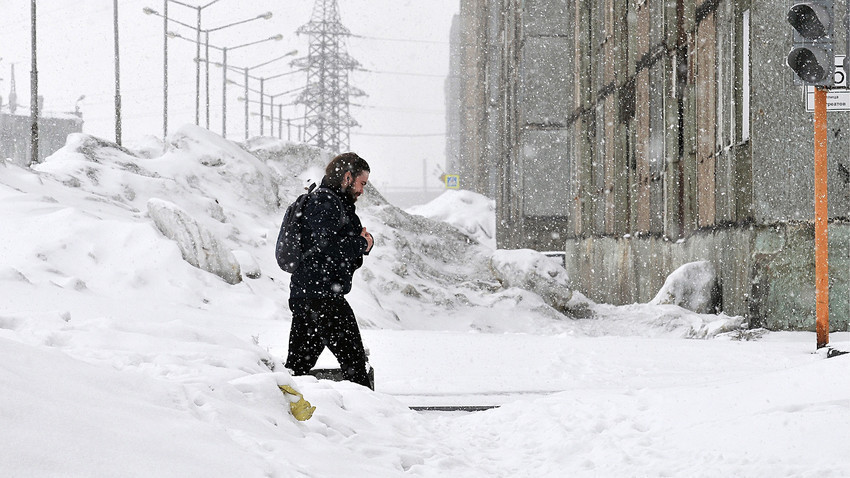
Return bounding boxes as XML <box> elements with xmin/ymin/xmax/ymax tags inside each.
<box><xmin>275</xmin><ymin>183</ymin><xmax>318</xmax><ymax>273</ymax></box>
<box><xmin>275</xmin><ymin>184</ymin><xmax>343</xmax><ymax>273</ymax></box>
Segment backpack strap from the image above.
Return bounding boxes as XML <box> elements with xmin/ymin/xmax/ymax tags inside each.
<box><xmin>312</xmin><ymin>186</ymin><xmax>346</xmax><ymax>226</ymax></box>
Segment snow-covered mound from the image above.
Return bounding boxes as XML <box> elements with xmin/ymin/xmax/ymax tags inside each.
<box><xmin>35</xmin><ymin>128</ymin><xmax>742</xmax><ymax>337</ymax></box>
<box><xmin>490</xmin><ymin>249</ymin><xmax>572</xmax><ymax>313</ymax></box>
<box><xmin>406</xmin><ymin>189</ymin><xmax>496</xmax><ymax>248</ymax></box>
<box><xmin>650</xmin><ymin>260</ymin><xmax>721</xmax><ymax>314</ymax></box>
<box><xmin>2</xmin><ymin>126</ymin><xmax>751</xmax><ymax>339</ymax></box>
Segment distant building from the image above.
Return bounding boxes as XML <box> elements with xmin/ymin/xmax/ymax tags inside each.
<box><xmin>1</xmin><ymin>111</ymin><xmax>83</xmax><ymax>166</ymax></box>
<box><xmin>452</xmin><ymin>0</ymin><xmax>849</xmax><ymax>331</ymax></box>
<box><xmin>0</xmin><ymin>65</ymin><xmax>83</xmax><ymax>165</ymax></box>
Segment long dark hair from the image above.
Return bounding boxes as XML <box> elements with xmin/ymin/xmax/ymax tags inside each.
<box><xmin>325</xmin><ymin>152</ymin><xmax>370</xmax><ymax>187</ymax></box>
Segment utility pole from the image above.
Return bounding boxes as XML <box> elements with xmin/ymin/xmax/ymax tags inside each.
<box><xmin>29</xmin><ymin>0</ymin><xmax>38</xmax><ymax>166</ymax></box>
<box><xmin>9</xmin><ymin>64</ymin><xmax>17</xmax><ymax>115</ymax></box>
<box><xmin>295</xmin><ymin>0</ymin><xmax>364</xmax><ymax>153</ymax></box>
<box><xmin>114</xmin><ymin>0</ymin><xmax>122</xmax><ymax>145</ymax></box>
<box><xmin>163</xmin><ymin>0</ymin><xmax>169</xmax><ymax>139</ymax></box>
<box><xmin>222</xmin><ymin>46</ymin><xmax>227</xmax><ymax>137</ymax></box>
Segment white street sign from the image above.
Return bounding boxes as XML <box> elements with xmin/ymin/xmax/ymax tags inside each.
<box><xmin>805</xmin><ymin>55</ymin><xmax>850</xmax><ymax>112</ymax></box>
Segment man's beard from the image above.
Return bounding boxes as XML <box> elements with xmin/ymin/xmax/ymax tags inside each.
<box><xmin>342</xmin><ymin>185</ymin><xmax>359</xmax><ymax>203</ymax></box>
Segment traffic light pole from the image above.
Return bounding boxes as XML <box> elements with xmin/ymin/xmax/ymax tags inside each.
<box><xmin>786</xmin><ymin>0</ymin><xmax>834</xmax><ymax>349</ymax></box>
<box><xmin>813</xmin><ymin>87</ymin><xmax>829</xmax><ymax>349</ymax></box>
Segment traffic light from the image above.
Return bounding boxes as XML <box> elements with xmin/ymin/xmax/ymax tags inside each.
<box><xmin>786</xmin><ymin>0</ymin><xmax>835</xmax><ymax>86</ymax></box>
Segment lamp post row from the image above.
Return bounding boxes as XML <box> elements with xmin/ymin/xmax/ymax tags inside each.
<box><xmin>168</xmin><ymin>30</ymin><xmax>287</xmax><ymax>139</ymax></box>
<box><xmin>219</xmin><ymin>34</ymin><xmax>284</xmax><ymax>137</ymax></box>
<box><xmin>199</xmin><ymin>57</ymin><xmax>301</xmax><ymax>140</ymax></box>
<box><xmin>242</xmin><ymin>95</ymin><xmax>303</xmax><ymax>142</ymax></box>
<box><xmin>237</xmin><ymin>52</ymin><xmax>299</xmax><ymax>139</ymax></box>
<box><xmin>26</xmin><ymin>0</ymin><xmax>292</xmax><ymax>162</ymax></box>
<box><xmin>233</xmin><ymin>79</ymin><xmax>303</xmax><ymax>139</ymax></box>
<box><xmin>143</xmin><ymin>3</ymin><xmax>288</xmax><ymax>140</ymax></box>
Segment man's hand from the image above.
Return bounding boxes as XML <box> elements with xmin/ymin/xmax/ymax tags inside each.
<box><xmin>361</xmin><ymin>227</ymin><xmax>374</xmax><ymax>252</ymax></box>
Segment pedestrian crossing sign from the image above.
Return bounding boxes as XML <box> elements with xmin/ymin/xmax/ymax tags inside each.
<box><xmin>445</xmin><ymin>174</ymin><xmax>460</xmax><ymax>189</ymax></box>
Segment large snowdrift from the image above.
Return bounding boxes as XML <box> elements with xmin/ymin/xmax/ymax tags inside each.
<box><xmin>4</xmin><ymin>125</ymin><xmax>743</xmax><ymax>337</ymax></box>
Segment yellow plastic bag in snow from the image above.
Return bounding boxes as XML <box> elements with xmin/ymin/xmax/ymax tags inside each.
<box><xmin>279</xmin><ymin>385</ymin><xmax>316</xmax><ymax>421</ymax></box>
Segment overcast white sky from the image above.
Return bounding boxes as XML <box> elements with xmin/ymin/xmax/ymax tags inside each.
<box><xmin>0</xmin><ymin>0</ymin><xmax>458</xmax><ymax>190</ymax></box>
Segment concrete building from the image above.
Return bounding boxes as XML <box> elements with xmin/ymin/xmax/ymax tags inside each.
<box><xmin>452</xmin><ymin>0</ymin><xmax>850</xmax><ymax>330</ymax></box>
<box><xmin>0</xmin><ymin>63</ymin><xmax>83</xmax><ymax>166</ymax></box>
<box><xmin>1</xmin><ymin>111</ymin><xmax>84</xmax><ymax>166</ymax></box>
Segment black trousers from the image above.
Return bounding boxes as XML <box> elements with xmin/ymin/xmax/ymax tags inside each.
<box><xmin>286</xmin><ymin>296</ymin><xmax>371</xmax><ymax>388</ymax></box>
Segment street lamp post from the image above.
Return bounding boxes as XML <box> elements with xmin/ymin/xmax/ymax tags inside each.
<box><xmin>220</xmin><ymin>34</ymin><xmax>282</xmax><ymax>138</ymax></box>
<box><xmin>163</xmin><ymin>0</ymin><xmax>222</xmax><ymax>125</ymax></box>
<box><xmin>250</xmin><ymin>107</ymin><xmax>293</xmax><ymax>140</ymax></box>
<box><xmin>244</xmin><ymin>87</ymin><xmax>301</xmax><ymax>140</ymax></box>
<box><xmin>169</xmin><ymin>32</ymin><xmax>282</xmax><ymax>138</ymax></box>
<box><xmin>113</xmin><ymin>0</ymin><xmax>122</xmax><ymax>145</ymax></box>
<box><xmin>266</xmin><ymin>93</ymin><xmax>285</xmax><ymax>137</ymax></box>
<box><xmin>204</xmin><ymin>31</ymin><xmax>210</xmax><ymax>127</ymax></box>
<box><xmin>246</xmin><ymin>68</ymin><xmax>302</xmax><ymax>137</ymax></box>
<box><xmin>162</xmin><ymin>0</ymin><xmax>168</xmax><ymax>139</ymax></box>
<box><xmin>259</xmin><ymin>77</ymin><xmax>265</xmax><ymax>134</ymax></box>
<box><xmin>30</xmin><ymin>0</ymin><xmax>39</xmax><ymax>166</ymax></box>
<box><xmin>221</xmin><ymin>49</ymin><xmax>297</xmax><ymax>139</ymax></box>
<box><xmin>144</xmin><ymin>6</ymin><xmax>272</xmax><ymax>134</ymax></box>
<box><xmin>243</xmin><ymin>67</ymin><xmax>249</xmax><ymax>140</ymax></box>
<box><xmin>232</xmin><ymin>72</ymin><xmax>301</xmax><ymax>139</ymax></box>
<box><xmin>260</xmin><ymin>69</ymin><xmax>302</xmax><ymax>136</ymax></box>
<box><xmin>168</xmin><ymin>31</ymin><xmax>222</xmax><ymax>131</ymax></box>
<box><xmin>74</xmin><ymin>95</ymin><xmax>86</xmax><ymax>116</ymax></box>
<box><xmin>222</xmin><ymin>46</ymin><xmax>227</xmax><ymax>137</ymax></box>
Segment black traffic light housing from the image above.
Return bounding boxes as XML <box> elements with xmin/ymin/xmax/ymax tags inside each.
<box><xmin>786</xmin><ymin>0</ymin><xmax>835</xmax><ymax>86</ymax></box>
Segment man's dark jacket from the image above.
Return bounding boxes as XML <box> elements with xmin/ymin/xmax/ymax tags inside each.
<box><xmin>289</xmin><ymin>176</ymin><xmax>370</xmax><ymax>298</ymax></box>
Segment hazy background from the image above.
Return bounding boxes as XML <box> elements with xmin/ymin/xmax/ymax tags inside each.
<box><xmin>0</xmin><ymin>0</ymin><xmax>458</xmax><ymax>203</ymax></box>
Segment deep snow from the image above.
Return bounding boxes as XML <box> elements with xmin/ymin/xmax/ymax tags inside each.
<box><xmin>0</xmin><ymin>127</ymin><xmax>847</xmax><ymax>477</ymax></box>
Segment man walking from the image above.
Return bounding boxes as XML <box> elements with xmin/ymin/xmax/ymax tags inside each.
<box><xmin>285</xmin><ymin>152</ymin><xmax>374</xmax><ymax>389</ymax></box>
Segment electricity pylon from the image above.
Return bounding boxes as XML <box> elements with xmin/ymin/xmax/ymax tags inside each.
<box><xmin>295</xmin><ymin>0</ymin><xmax>364</xmax><ymax>153</ymax></box>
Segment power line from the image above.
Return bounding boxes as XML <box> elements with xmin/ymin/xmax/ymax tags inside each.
<box><xmin>351</xmin><ymin>103</ymin><xmax>444</xmax><ymax>115</ymax></box>
<box><xmin>350</xmin><ymin>33</ymin><xmax>448</xmax><ymax>45</ymax></box>
<box><xmin>356</xmin><ymin>68</ymin><xmax>446</xmax><ymax>79</ymax></box>
<box><xmin>351</xmin><ymin>132</ymin><xmax>445</xmax><ymax>138</ymax></box>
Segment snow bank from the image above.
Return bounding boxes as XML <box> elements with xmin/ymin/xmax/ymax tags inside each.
<box><xmin>16</xmin><ymin>128</ymin><xmax>748</xmax><ymax>339</ymax></box>
<box><xmin>650</xmin><ymin>260</ymin><xmax>721</xmax><ymax>314</ymax></box>
<box><xmin>490</xmin><ymin>249</ymin><xmax>573</xmax><ymax>313</ymax></box>
<box><xmin>406</xmin><ymin>189</ymin><xmax>496</xmax><ymax>248</ymax></box>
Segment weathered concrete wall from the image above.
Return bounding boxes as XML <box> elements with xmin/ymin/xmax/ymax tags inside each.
<box><xmin>565</xmin><ymin>223</ymin><xmax>850</xmax><ymax>331</ymax></box>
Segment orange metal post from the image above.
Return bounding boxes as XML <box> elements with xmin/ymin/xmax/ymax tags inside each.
<box><xmin>814</xmin><ymin>87</ymin><xmax>829</xmax><ymax>349</ymax></box>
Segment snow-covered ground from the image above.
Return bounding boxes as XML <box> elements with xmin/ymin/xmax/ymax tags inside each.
<box><xmin>1</xmin><ymin>127</ymin><xmax>847</xmax><ymax>477</ymax></box>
